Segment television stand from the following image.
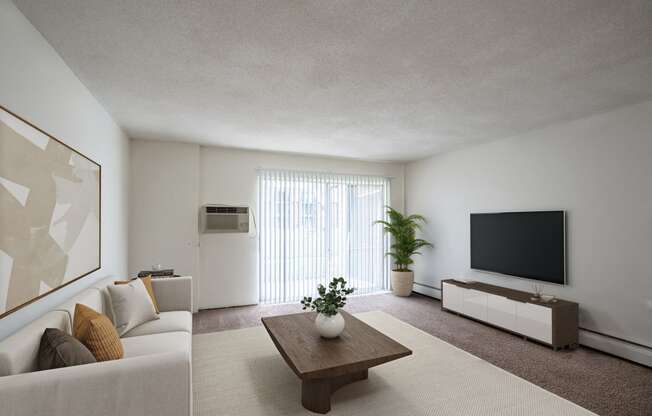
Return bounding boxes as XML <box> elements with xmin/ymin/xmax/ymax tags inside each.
<box><xmin>441</xmin><ymin>279</ymin><xmax>578</xmax><ymax>350</ymax></box>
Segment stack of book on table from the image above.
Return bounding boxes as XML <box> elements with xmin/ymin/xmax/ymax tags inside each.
<box><xmin>138</xmin><ymin>269</ymin><xmax>177</xmax><ymax>278</ymax></box>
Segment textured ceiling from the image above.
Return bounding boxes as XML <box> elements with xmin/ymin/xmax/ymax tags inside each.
<box><xmin>14</xmin><ymin>0</ymin><xmax>652</xmax><ymax>161</ymax></box>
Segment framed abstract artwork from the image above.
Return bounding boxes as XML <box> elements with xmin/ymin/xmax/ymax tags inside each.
<box><xmin>0</xmin><ymin>105</ymin><xmax>101</xmax><ymax>318</ymax></box>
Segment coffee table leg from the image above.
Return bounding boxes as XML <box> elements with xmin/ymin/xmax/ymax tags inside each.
<box><xmin>302</xmin><ymin>378</ymin><xmax>332</xmax><ymax>414</ymax></box>
<box><xmin>301</xmin><ymin>370</ymin><xmax>368</xmax><ymax>414</ymax></box>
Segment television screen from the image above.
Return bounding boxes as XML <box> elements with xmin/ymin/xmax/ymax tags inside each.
<box><xmin>470</xmin><ymin>211</ymin><xmax>566</xmax><ymax>285</ymax></box>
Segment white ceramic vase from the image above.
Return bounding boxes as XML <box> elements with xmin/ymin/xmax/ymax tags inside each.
<box><xmin>315</xmin><ymin>311</ymin><xmax>345</xmax><ymax>338</ymax></box>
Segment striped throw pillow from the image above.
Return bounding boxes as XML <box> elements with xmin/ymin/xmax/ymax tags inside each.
<box><xmin>73</xmin><ymin>303</ymin><xmax>124</xmax><ymax>361</ymax></box>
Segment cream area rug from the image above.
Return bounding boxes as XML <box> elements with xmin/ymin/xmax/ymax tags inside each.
<box><xmin>193</xmin><ymin>311</ymin><xmax>594</xmax><ymax>416</ymax></box>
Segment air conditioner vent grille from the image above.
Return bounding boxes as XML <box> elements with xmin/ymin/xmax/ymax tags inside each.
<box><xmin>205</xmin><ymin>206</ymin><xmax>248</xmax><ymax>214</ymax></box>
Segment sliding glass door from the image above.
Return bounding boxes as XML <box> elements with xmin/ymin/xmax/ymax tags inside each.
<box><xmin>257</xmin><ymin>170</ymin><xmax>390</xmax><ymax>304</ymax></box>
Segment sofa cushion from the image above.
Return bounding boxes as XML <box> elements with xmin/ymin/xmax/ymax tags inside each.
<box><xmin>0</xmin><ymin>311</ymin><xmax>70</xmax><ymax>376</ymax></box>
<box><xmin>121</xmin><ymin>331</ymin><xmax>191</xmax><ymax>358</ymax></box>
<box><xmin>107</xmin><ymin>278</ymin><xmax>159</xmax><ymax>336</ymax></box>
<box><xmin>123</xmin><ymin>311</ymin><xmax>192</xmax><ymax>338</ymax></box>
<box><xmin>115</xmin><ymin>276</ymin><xmax>160</xmax><ymax>313</ymax></box>
<box><xmin>73</xmin><ymin>304</ymin><xmax>124</xmax><ymax>361</ymax></box>
<box><xmin>38</xmin><ymin>328</ymin><xmax>96</xmax><ymax>370</ymax></box>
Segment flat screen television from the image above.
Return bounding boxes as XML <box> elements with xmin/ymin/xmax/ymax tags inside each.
<box><xmin>470</xmin><ymin>211</ymin><xmax>566</xmax><ymax>285</ymax></box>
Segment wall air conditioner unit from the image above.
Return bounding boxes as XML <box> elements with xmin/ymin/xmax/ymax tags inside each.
<box><xmin>200</xmin><ymin>205</ymin><xmax>249</xmax><ymax>233</ymax></box>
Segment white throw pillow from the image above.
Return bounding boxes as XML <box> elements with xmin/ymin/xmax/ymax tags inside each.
<box><xmin>107</xmin><ymin>278</ymin><xmax>159</xmax><ymax>336</ymax></box>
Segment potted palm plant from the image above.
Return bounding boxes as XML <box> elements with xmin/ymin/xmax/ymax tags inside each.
<box><xmin>375</xmin><ymin>207</ymin><xmax>433</xmax><ymax>296</ymax></box>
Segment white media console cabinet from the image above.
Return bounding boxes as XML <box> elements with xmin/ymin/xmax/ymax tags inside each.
<box><xmin>441</xmin><ymin>279</ymin><xmax>579</xmax><ymax>350</ymax></box>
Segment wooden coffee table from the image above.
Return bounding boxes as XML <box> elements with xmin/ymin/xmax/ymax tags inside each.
<box><xmin>261</xmin><ymin>311</ymin><xmax>412</xmax><ymax>414</ymax></box>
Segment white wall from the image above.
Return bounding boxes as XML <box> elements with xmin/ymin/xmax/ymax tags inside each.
<box><xmin>128</xmin><ymin>141</ymin><xmax>199</xmax><ymax>305</ymax></box>
<box><xmin>406</xmin><ymin>101</ymin><xmax>652</xmax><ymax>350</ymax></box>
<box><xmin>129</xmin><ymin>141</ymin><xmax>404</xmax><ymax>309</ymax></box>
<box><xmin>0</xmin><ymin>0</ymin><xmax>129</xmax><ymax>339</ymax></box>
<box><xmin>199</xmin><ymin>147</ymin><xmax>405</xmax><ymax>309</ymax></box>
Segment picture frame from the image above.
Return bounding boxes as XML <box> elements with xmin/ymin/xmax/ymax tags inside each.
<box><xmin>0</xmin><ymin>105</ymin><xmax>101</xmax><ymax>318</ymax></box>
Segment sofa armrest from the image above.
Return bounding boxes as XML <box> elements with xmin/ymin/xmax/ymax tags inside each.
<box><xmin>0</xmin><ymin>351</ymin><xmax>191</xmax><ymax>416</ymax></box>
<box><xmin>151</xmin><ymin>276</ymin><xmax>193</xmax><ymax>312</ymax></box>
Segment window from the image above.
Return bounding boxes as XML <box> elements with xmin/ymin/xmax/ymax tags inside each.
<box><xmin>257</xmin><ymin>170</ymin><xmax>390</xmax><ymax>304</ymax></box>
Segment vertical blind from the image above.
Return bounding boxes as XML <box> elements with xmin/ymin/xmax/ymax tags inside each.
<box><xmin>257</xmin><ymin>169</ymin><xmax>390</xmax><ymax>304</ymax></box>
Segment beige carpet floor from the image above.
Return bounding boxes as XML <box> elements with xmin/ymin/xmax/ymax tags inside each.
<box><xmin>193</xmin><ymin>311</ymin><xmax>594</xmax><ymax>415</ymax></box>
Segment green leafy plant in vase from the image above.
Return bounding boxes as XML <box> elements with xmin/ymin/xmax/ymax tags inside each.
<box><xmin>375</xmin><ymin>206</ymin><xmax>433</xmax><ymax>296</ymax></box>
<box><xmin>301</xmin><ymin>277</ymin><xmax>355</xmax><ymax>338</ymax></box>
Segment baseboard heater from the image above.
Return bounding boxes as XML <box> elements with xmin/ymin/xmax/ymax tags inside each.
<box><xmin>579</xmin><ymin>328</ymin><xmax>652</xmax><ymax>367</ymax></box>
<box><xmin>413</xmin><ymin>282</ymin><xmax>441</xmax><ymax>298</ymax></box>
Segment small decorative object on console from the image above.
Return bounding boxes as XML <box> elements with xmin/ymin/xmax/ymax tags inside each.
<box><xmin>301</xmin><ymin>277</ymin><xmax>355</xmax><ymax>338</ymax></box>
<box><xmin>540</xmin><ymin>294</ymin><xmax>556</xmax><ymax>303</ymax></box>
<box><xmin>531</xmin><ymin>284</ymin><xmax>543</xmax><ymax>301</ymax></box>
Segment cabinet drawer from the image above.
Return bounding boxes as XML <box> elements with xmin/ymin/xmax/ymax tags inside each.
<box><xmin>442</xmin><ymin>283</ymin><xmax>462</xmax><ymax>312</ymax></box>
<box><xmin>461</xmin><ymin>289</ymin><xmax>487</xmax><ymax>321</ymax></box>
<box><xmin>516</xmin><ymin>302</ymin><xmax>552</xmax><ymax>343</ymax></box>
<box><xmin>486</xmin><ymin>294</ymin><xmax>517</xmax><ymax>332</ymax></box>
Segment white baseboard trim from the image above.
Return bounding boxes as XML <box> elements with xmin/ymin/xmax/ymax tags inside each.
<box><xmin>413</xmin><ymin>282</ymin><xmax>441</xmax><ymax>299</ymax></box>
<box><xmin>579</xmin><ymin>330</ymin><xmax>652</xmax><ymax>367</ymax></box>
<box><xmin>198</xmin><ymin>302</ymin><xmax>258</xmax><ymax>311</ymax></box>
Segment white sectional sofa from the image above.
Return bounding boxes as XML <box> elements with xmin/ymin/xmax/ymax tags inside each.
<box><xmin>0</xmin><ymin>276</ymin><xmax>193</xmax><ymax>416</ymax></box>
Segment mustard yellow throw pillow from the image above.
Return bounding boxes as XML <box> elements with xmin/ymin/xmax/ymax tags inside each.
<box><xmin>73</xmin><ymin>303</ymin><xmax>124</xmax><ymax>361</ymax></box>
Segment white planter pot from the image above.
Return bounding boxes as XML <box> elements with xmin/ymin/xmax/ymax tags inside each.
<box><xmin>391</xmin><ymin>270</ymin><xmax>414</xmax><ymax>297</ymax></box>
<box><xmin>315</xmin><ymin>311</ymin><xmax>345</xmax><ymax>338</ymax></box>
